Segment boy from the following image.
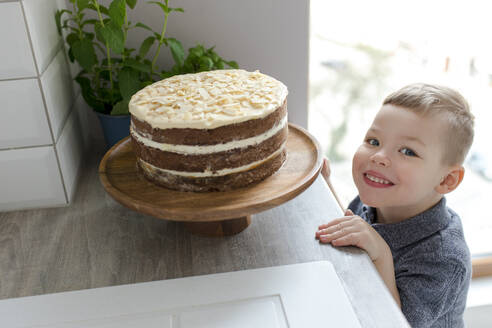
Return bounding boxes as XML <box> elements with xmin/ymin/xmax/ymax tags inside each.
<box><xmin>316</xmin><ymin>83</ymin><xmax>474</xmax><ymax>327</ymax></box>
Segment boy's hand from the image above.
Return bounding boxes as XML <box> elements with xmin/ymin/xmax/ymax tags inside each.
<box><xmin>321</xmin><ymin>157</ymin><xmax>331</xmax><ymax>182</ymax></box>
<box><xmin>315</xmin><ymin>209</ymin><xmax>390</xmax><ymax>262</ymax></box>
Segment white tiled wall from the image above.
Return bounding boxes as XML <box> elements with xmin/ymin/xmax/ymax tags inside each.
<box><xmin>41</xmin><ymin>49</ymin><xmax>75</xmax><ymax>141</ymax></box>
<box><xmin>0</xmin><ymin>78</ymin><xmax>51</xmax><ymax>148</ymax></box>
<box><xmin>22</xmin><ymin>0</ymin><xmax>66</xmax><ymax>74</ymax></box>
<box><xmin>0</xmin><ymin>0</ymin><xmax>86</xmax><ymax>212</ymax></box>
<box><xmin>0</xmin><ymin>147</ymin><xmax>66</xmax><ymax>211</ymax></box>
<box><xmin>0</xmin><ymin>1</ymin><xmax>36</xmax><ymax>79</ymax></box>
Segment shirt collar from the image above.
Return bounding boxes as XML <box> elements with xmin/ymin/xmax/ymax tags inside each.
<box><xmin>360</xmin><ymin>198</ymin><xmax>450</xmax><ymax>251</ymax></box>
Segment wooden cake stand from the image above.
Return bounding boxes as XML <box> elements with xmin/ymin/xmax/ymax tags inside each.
<box><xmin>99</xmin><ymin>123</ymin><xmax>322</xmax><ymax>237</ymax></box>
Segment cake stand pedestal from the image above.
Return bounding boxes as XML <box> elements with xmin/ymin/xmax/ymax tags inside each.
<box><xmin>99</xmin><ymin>123</ymin><xmax>322</xmax><ymax>237</ymax></box>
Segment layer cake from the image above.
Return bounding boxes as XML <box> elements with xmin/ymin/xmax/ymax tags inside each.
<box><xmin>129</xmin><ymin>69</ymin><xmax>288</xmax><ymax>192</ymax></box>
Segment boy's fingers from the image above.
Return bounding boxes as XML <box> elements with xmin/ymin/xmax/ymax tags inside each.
<box><xmin>331</xmin><ymin>232</ymin><xmax>359</xmax><ymax>246</ymax></box>
<box><xmin>317</xmin><ymin>216</ymin><xmax>353</xmax><ymax>230</ymax></box>
<box><xmin>317</xmin><ymin>217</ymin><xmax>349</xmax><ymax>229</ymax></box>
<box><xmin>318</xmin><ymin>223</ymin><xmax>355</xmax><ymax>239</ymax></box>
<box><xmin>345</xmin><ymin>209</ymin><xmax>354</xmax><ymax>216</ymax></box>
<box><xmin>319</xmin><ymin>226</ymin><xmax>356</xmax><ymax>244</ymax></box>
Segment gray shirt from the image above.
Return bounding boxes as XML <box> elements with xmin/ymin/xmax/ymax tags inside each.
<box><xmin>348</xmin><ymin>196</ymin><xmax>471</xmax><ymax>328</ymax></box>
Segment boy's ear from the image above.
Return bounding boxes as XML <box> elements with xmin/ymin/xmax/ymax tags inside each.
<box><xmin>435</xmin><ymin>166</ymin><xmax>465</xmax><ymax>194</ymax></box>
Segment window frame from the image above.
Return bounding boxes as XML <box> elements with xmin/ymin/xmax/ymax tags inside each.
<box><xmin>472</xmin><ymin>257</ymin><xmax>492</xmax><ymax>278</ymax></box>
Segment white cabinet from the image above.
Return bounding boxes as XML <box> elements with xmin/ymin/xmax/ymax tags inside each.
<box><xmin>0</xmin><ymin>261</ymin><xmax>361</xmax><ymax>328</ymax></box>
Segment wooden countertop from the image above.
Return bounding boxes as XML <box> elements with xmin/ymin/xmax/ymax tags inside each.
<box><xmin>0</xmin><ymin>147</ymin><xmax>409</xmax><ymax>328</ymax></box>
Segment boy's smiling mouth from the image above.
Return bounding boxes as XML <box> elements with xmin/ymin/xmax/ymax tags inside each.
<box><xmin>363</xmin><ymin>172</ymin><xmax>395</xmax><ymax>188</ymax></box>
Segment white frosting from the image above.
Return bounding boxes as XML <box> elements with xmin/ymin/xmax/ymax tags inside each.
<box><xmin>138</xmin><ymin>144</ymin><xmax>286</xmax><ymax>177</ymax></box>
<box><xmin>131</xmin><ymin>116</ymin><xmax>287</xmax><ymax>155</ymax></box>
<box><xmin>129</xmin><ymin>69</ymin><xmax>288</xmax><ymax>129</ymax></box>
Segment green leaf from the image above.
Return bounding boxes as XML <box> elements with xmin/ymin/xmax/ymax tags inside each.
<box><xmin>167</xmin><ymin>38</ymin><xmax>185</xmax><ymax>67</ymax></box>
<box><xmin>138</xmin><ymin>36</ymin><xmax>155</xmax><ymax>58</ymax></box>
<box><xmin>54</xmin><ymin>10</ymin><xmax>64</xmax><ymax>35</ymax></box>
<box><xmin>199</xmin><ymin>56</ymin><xmax>213</xmax><ymax>71</ymax></box>
<box><xmin>111</xmin><ymin>99</ymin><xmax>130</xmax><ymax>115</ymax></box>
<box><xmin>72</xmin><ymin>38</ymin><xmax>97</xmax><ymax>71</ymax></box>
<box><xmin>135</xmin><ymin>22</ymin><xmax>152</xmax><ymax>31</ymax></box>
<box><xmin>226</xmin><ymin>60</ymin><xmax>239</xmax><ymax>69</ymax></box>
<box><xmin>182</xmin><ymin>60</ymin><xmax>195</xmax><ymax>73</ymax></box>
<box><xmin>209</xmin><ymin>52</ymin><xmax>219</xmax><ymax>63</ymax></box>
<box><xmin>66</xmin><ymin>32</ymin><xmax>80</xmax><ymax>46</ymax></box>
<box><xmin>96</xmin><ymin>22</ymin><xmax>124</xmax><ymax>54</ymax></box>
<box><xmin>76</xmin><ymin>0</ymin><xmax>89</xmax><ymax>10</ymax></box>
<box><xmin>88</xmin><ymin>3</ymin><xmax>110</xmax><ymax>15</ymax></box>
<box><xmin>126</xmin><ymin>0</ymin><xmax>137</xmax><ymax>9</ymax></box>
<box><xmin>141</xmin><ymin>80</ymin><xmax>154</xmax><ymax>88</ymax></box>
<box><xmin>149</xmin><ymin>1</ymin><xmax>170</xmax><ymax>14</ymax></box>
<box><xmin>189</xmin><ymin>44</ymin><xmax>204</xmax><ymax>58</ymax></box>
<box><xmin>123</xmin><ymin>58</ymin><xmax>151</xmax><ymax>73</ymax></box>
<box><xmin>81</xmin><ymin>18</ymin><xmax>99</xmax><ymax>27</ymax></box>
<box><xmin>94</xmin><ymin>23</ymin><xmax>105</xmax><ymax>43</ymax></box>
<box><xmin>170</xmin><ymin>7</ymin><xmax>184</xmax><ymax>13</ymax></box>
<box><xmin>118</xmin><ymin>67</ymin><xmax>141</xmax><ymax>99</ymax></box>
<box><xmin>109</xmin><ymin>0</ymin><xmax>126</xmax><ymax>28</ymax></box>
<box><xmin>124</xmin><ymin>48</ymin><xmax>136</xmax><ymax>57</ymax></box>
<box><xmin>68</xmin><ymin>47</ymin><xmax>75</xmax><ymax>62</ymax></box>
<box><xmin>75</xmin><ymin>76</ymin><xmax>106</xmax><ymax>112</ymax></box>
<box><xmin>160</xmin><ymin>71</ymin><xmax>174</xmax><ymax>79</ymax></box>
<box><xmin>99</xmin><ymin>69</ymin><xmax>111</xmax><ymax>81</ymax></box>
<box><xmin>215</xmin><ymin>60</ymin><xmax>224</xmax><ymax>69</ymax></box>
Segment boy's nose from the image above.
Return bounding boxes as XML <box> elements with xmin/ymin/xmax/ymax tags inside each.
<box><xmin>370</xmin><ymin>152</ymin><xmax>390</xmax><ymax>167</ymax></box>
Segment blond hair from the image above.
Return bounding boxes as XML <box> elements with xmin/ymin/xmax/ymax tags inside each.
<box><xmin>383</xmin><ymin>83</ymin><xmax>474</xmax><ymax>166</ymax></box>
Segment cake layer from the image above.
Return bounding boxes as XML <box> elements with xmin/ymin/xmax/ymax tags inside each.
<box><xmin>131</xmin><ymin>114</ymin><xmax>287</xmax><ymax>155</ymax></box>
<box><xmin>131</xmin><ymin>125</ymin><xmax>288</xmax><ymax>173</ymax></box>
<box><xmin>137</xmin><ymin>149</ymin><xmax>287</xmax><ymax>192</ymax></box>
<box><xmin>131</xmin><ymin>100</ymin><xmax>287</xmax><ymax>146</ymax></box>
<box><xmin>128</xmin><ymin>69</ymin><xmax>288</xmax><ymax>130</ymax></box>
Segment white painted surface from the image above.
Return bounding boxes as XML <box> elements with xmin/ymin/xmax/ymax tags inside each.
<box><xmin>0</xmin><ymin>78</ymin><xmax>51</xmax><ymax>149</ymax></box>
<box><xmin>467</xmin><ymin>276</ymin><xmax>492</xmax><ymax>307</ymax></box>
<box><xmin>0</xmin><ymin>1</ymin><xmax>37</xmax><ymax>79</ymax></box>
<box><xmin>0</xmin><ymin>146</ymin><xmax>66</xmax><ymax>211</ymax></box>
<box><xmin>0</xmin><ymin>261</ymin><xmax>361</xmax><ymax>328</ymax></box>
<box><xmin>464</xmin><ymin>276</ymin><xmax>492</xmax><ymax>327</ymax></box>
<box><xmin>22</xmin><ymin>0</ymin><xmax>66</xmax><ymax>74</ymax></box>
<box><xmin>464</xmin><ymin>304</ymin><xmax>492</xmax><ymax>328</ymax></box>
<box><xmin>57</xmin><ymin>103</ymin><xmax>84</xmax><ymax>201</ymax></box>
<box><xmin>126</xmin><ymin>0</ymin><xmax>309</xmax><ymax>128</ymax></box>
<box><xmin>41</xmin><ymin>49</ymin><xmax>75</xmax><ymax>141</ymax></box>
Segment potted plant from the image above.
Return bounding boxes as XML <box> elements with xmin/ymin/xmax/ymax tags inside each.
<box><xmin>56</xmin><ymin>0</ymin><xmax>238</xmax><ymax>148</ymax></box>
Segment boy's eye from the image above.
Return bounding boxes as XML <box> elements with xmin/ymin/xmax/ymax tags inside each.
<box><xmin>366</xmin><ymin>138</ymin><xmax>379</xmax><ymax>146</ymax></box>
<box><xmin>400</xmin><ymin>147</ymin><xmax>417</xmax><ymax>157</ymax></box>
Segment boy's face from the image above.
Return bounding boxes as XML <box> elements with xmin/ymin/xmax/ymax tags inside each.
<box><xmin>352</xmin><ymin>104</ymin><xmax>451</xmax><ymax>215</ymax></box>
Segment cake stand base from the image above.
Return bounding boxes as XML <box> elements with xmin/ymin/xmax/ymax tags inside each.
<box><xmin>183</xmin><ymin>216</ymin><xmax>251</xmax><ymax>237</ymax></box>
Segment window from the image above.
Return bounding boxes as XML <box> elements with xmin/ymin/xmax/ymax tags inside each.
<box><xmin>309</xmin><ymin>0</ymin><xmax>492</xmax><ymax>277</ymax></box>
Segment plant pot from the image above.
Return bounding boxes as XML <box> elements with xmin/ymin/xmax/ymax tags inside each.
<box><xmin>96</xmin><ymin>112</ymin><xmax>131</xmax><ymax>149</ymax></box>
